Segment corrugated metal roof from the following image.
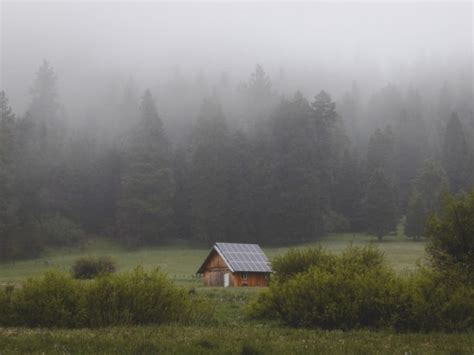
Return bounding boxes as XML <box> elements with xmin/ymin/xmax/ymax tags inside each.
<box><xmin>197</xmin><ymin>242</ymin><xmax>272</xmax><ymax>273</ymax></box>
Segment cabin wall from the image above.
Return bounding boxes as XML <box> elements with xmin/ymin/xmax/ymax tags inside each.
<box><xmin>231</xmin><ymin>272</ymin><xmax>269</xmax><ymax>287</ymax></box>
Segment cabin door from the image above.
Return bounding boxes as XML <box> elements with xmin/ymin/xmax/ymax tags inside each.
<box><xmin>224</xmin><ymin>273</ymin><xmax>230</xmax><ymax>287</ymax></box>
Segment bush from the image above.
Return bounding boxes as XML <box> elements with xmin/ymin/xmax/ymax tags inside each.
<box><xmin>271</xmin><ymin>245</ymin><xmax>383</xmax><ymax>283</ymax></box>
<box><xmin>72</xmin><ymin>256</ymin><xmax>116</xmax><ymax>279</ymax></box>
<box><xmin>0</xmin><ymin>285</ymin><xmax>14</xmax><ymax>325</ymax></box>
<box><xmin>0</xmin><ymin>267</ymin><xmax>203</xmax><ymax>328</ymax></box>
<box><xmin>271</xmin><ymin>246</ymin><xmax>337</xmax><ymax>283</ymax></box>
<box><xmin>84</xmin><ymin>267</ymin><xmax>191</xmax><ymax>327</ymax></box>
<box><xmin>251</xmin><ymin>247</ymin><xmax>398</xmax><ymax>329</ymax></box>
<box><xmin>392</xmin><ymin>268</ymin><xmax>474</xmax><ymax>332</ymax></box>
<box><xmin>425</xmin><ymin>190</ymin><xmax>474</xmax><ymax>283</ymax></box>
<box><xmin>249</xmin><ymin>246</ymin><xmax>474</xmax><ymax>332</ymax></box>
<box><xmin>9</xmin><ymin>271</ymin><xmax>85</xmax><ymax>327</ymax></box>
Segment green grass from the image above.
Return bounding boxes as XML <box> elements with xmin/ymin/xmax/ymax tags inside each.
<box><xmin>0</xmin><ymin>326</ymin><xmax>472</xmax><ymax>354</ymax></box>
<box><xmin>0</xmin><ymin>232</ymin><xmax>426</xmax><ymax>285</ymax></box>
<box><xmin>0</xmin><ymin>233</ymin><xmax>472</xmax><ymax>354</ymax></box>
<box><xmin>2</xmin><ymin>286</ymin><xmax>472</xmax><ymax>354</ymax></box>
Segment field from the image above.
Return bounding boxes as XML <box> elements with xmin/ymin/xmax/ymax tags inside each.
<box><xmin>1</xmin><ymin>325</ymin><xmax>473</xmax><ymax>354</ymax></box>
<box><xmin>0</xmin><ymin>232</ymin><xmax>426</xmax><ymax>285</ymax></box>
<box><xmin>1</xmin><ymin>233</ymin><xmax>473</xmax><ymax>354</ymax></box>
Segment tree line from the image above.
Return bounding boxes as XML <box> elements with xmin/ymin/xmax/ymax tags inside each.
<box><xmin>1</xmin><ymin>61</ymin><xmax>473</xmax><ymax>260</ymax></box>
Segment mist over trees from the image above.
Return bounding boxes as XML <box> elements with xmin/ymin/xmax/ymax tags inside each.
<box><xmin>0</xmin><ymin>2</ymin><xmax>472</xmax><ymax>261</ymax></box>
<box><xmin>0</xmin><ymin>56</ymin><xmax>472</xmax><ymax>261</ymax></box>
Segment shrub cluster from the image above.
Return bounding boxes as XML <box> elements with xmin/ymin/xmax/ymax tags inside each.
<box><xmin>0</xmin><ymin>267</ymin><xmax>210</xmax><ymax>328</ymax></box>
<box><xmin>249</xmin><ymin>246</ymin><xmax>474</xmax><ymax>332</ymax></box>
<box><xmin>71</xmin><ymin>256</ymin><xmax>116</xmax><ymax>279</ymax></box>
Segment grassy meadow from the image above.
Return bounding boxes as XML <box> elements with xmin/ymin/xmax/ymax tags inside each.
<box><xmin>1</xmin><ymin>233</ymin><xmax>473</xmax><ymax>354</ymax></box>
<box><xmin>0</xmin><ymin>232</ymin><xmax>426</xmax><ymax>285</ymax></box>
<box><xmin>1</xmin><ymin>325</ymin><xmax>473</xmax><ymax>354</ymax></box>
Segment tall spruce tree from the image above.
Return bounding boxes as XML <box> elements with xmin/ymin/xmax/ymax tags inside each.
<box><xmin>311</xmin><ymin>90</ymin><xmax>347</xmax><ymax>216</ymax></box>
<box><xmin>117</xmin><ymin>89</ymin><xmax>175</xmax><ymax>246</ymax></box>
<box><xmin>0</xmin><ymin>91</ymin><xmax>17</xmax><ymax>261</ymax></box>
<box><xmin>443</xmin><ymin>113</ymin><xmax>469</xmax><ymax>193</ymax></box>
<box><xmin>405</xmin><ymin>191</ymin><xmax>426</xmax><ymax>241</ymax></box>
<box><xmin>367</xmin><ymin>126</ymin><xmax>396</xmax><ymax>180</ymax></box>
<box><xmin>262</xmin><ymin>92</ymin><xmax>324</xmax><ymax>242</ymax></box>
<box><xmin>366</xmin><ymin>169</ymin><xmax>397</xmax><ymax>241</ymax></box>
<box><xmin>243</xmin><ymin>64</ymin><xmax>275</xmax><ymax>125</ymax></box>
<box><xmin>28</xmin><ymin>60</ymin><xmax>59</xmax><ymax>126</ymax></box>
<box><xmin>405</xmin><ymin>160</ymin><xmax>449</xmax><ymax>240</ymax></box>
<box><xmin>189</xmin><ymin>98</ymin><xmax>231</xmax><ymax>244</ymax></box>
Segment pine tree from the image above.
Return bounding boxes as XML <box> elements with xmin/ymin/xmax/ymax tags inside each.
<box><xmin>0</xmin><ymin>91</ymin><xmax>17</xmax><ymax>261</ymax></box>
<box><xmin>367</xmin><ymin>126</ymin><xmax>395</xmax><ymax>180</ymax></box>
<box><xmin>189</xmin><ymin>98</ymin><xmax>230</xmax><ymax>244</ymax></box>
<box><xmin>366</xmin><ymin>169</ymin><xmax>397</xmax><ymax>241</ymax></box>
<box><xmin>404</xmin><ymin>160</ymin><xmax>449</xmax><ymax>240</ymax></box>
<box><xmin>117</xmin><ymin>89</ymin><xmax>175</xmax><ymax>246</ymax></box>
<box><xmin>311</xmin><ymin>90</ymin><xmax>347</xmax><ymax>216</ymax></box>
<box><xmin>172</xmin><ymin>145</ymin><xmax>192</xmax><ymax>240</ymax></box>
<box><xmin>395</xmin><ymin>88</ymin><xmax>428</xmax><ymax>210</ymax></box>
<box><xmin>443</xmin><ymin>113</ymin><xmax>469</xmax><ymax>193</ymax></box>
<box><xmin>333</xmin><ymin>149</ymin><xmax>365</xmax><ymax>231</ymax></box>
<box><xmin>243</xmin><ymin>64</ymin><xmax>275</xmax><ymax>125</ymax></box>
<box><xmin>405</xmin><ymin>191</ymin><xmax>426</xmax><ymax>241</ymax></box>
<box><xmin>262</xmin><ymin>92</ymin><xmax>324</xmax><ymax>242</ymax></box>
<box><xmin>28</xmin><ymin>60</ymin><xmax>60</xmax><ymax>126</ymax></box>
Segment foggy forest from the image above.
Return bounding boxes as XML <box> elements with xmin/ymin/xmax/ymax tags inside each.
<box><xmin>1</xmin><ymin>2</ymin><xmax>473</xmax><ymax>261</ymax></box>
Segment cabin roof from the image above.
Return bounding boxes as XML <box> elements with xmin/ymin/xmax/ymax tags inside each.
<box><xmin>197</xmin><ymin>242</ymin><xmax>272</xmax><ymax>274</ymax></box>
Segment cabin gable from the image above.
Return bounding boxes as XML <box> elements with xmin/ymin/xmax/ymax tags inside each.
<box><xmin>200</xmin><ymin>250</ymin><xmax>231</xmax><ymax>287</ymax></box>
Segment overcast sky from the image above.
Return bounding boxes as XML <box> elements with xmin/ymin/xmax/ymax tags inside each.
<box><xmin>1</xmin><ymin>1</ymin><xmax>472</xmax><ymax>114</ymax></box>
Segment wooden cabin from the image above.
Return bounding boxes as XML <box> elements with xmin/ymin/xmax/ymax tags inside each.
<box><xmin>196</xmin><ymin>243</ymin><xmax>272</xmax><ymax>287</ymax></box>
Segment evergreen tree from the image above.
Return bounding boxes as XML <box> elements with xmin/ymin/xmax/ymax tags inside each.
<box><xmin>366</xmin><ymin>169</ymin><xmax>397</xmax><ymax>241</ymax></box>
<box><xmin>339</xmin><ymin>81</ymin><xmax>361</xmax><ymax>147</ymax></box>
<box><xmin>0</xmin><ymin>91</ymin><xmax>17</xmax><ymax>261</ymax></box>
<box><xmin>225</xmin><ymin>130</ymin><xmax>256</xmax><ymax>242</ymax></box>
<box><xmin>311</xmin><ymin>90</ymin><xmax>347</xmax><ymax>214</ymax></box>
<box><xmin>189</xmin><ymin>98</ymin><xmax>230</xmax><ymax>244</ymax></box>
<box><xmin>395</xmin><ymin>89</ymin><xmax>428</xmax><ymax>210</ymax></box>
<box><xmin>333</xmin><ymin>149</ymin><xmax>365</xmax><ymax>231</ymax></box>
<box><xmin>172</xmin><ymin>145</ymin><xmax>192</xmax><ymax>240</ymax></box>
<box><xmin>405</xmin><ymin>191</ymin><xmax>426</xmax><ymax>241</ymax></box>
<box><xmin>404</xmin><ymin>160</ymin><xmax>449</xmax><ymax>240</ymax></box>
<box><xmin>117</xmin><ymin>90</ymin><xmax>175</xmax><ymax>246</ymax></box>
<box><xmin>442</xmin><ymin>113</ymin><xmax>469</xmax><ymax>193</ymax></box>
<box><xmin>243</xmin><ymin>64</ymin><xmax>275</xmax><ymax>125</ymax></box>
<box><xmin>28</xmin><ymin>60</ymin><xmax>61</xmax><ymax>131</ymax></box>
<box><xmin>262</xmin><ymin>92</ymin><xmax>324</xmax><ymax>242</ymax></box>
<box><xmin>367</xmin><ymin>126</ymin><xmax>395</xmax><ymax>180</ymax></box>
<box><xmin>118</xmin><ymin>77</ymin><xmax>139</xmax><ymax>134</ymax></box>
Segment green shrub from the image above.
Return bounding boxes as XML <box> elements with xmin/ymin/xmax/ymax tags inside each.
<box><xmin>0</xmin><ymin>285</ymin><xmax>14</xmax><ymax>325</ymax></box>
<box><xmin>258</xmin><ymin>262</ymin><xmax>399</xmax><ymax>329</ymax></box>
<box><xmin>71</xmin><ymin>256</ymin><xmax>116</xmax><ymax>279</ymax></box>
<box><xmin>392</xmin><ymin>268</ymin><xmax>474</xmax><ymax>332</ymax></box>
<box><xmin>0</xmin><ymin>267</ymin><xmax>204</xmax><ymax>328</ymax></box>
<box><xmin>84</xmin><ymin>267</ymin><xmax>191</xmax><ymax>327</ymax></box>
<box><xmin>250</xmin><ymin>246</ymin><xmax>474</xmax><ymax>332</ymax></box>
<box><xmin>425</xmin><ymin>190</ymin><xmax>474</xmax><ymax>283</ymax></box>
<box><xmin>9</xmin><ymin>271</ymin><xmax>85</xmax><ymax>328</ymax></box>
<box><xmin>271</xmin><ymin>246</ymin><xmax>337</xmax><ymax>283</ymax></box>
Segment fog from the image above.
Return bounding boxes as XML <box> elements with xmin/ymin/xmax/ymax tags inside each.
<box><xmin>2</xmin><ymin>2</ymin><xmax>472</xmax><ymax>121</ymax></box>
